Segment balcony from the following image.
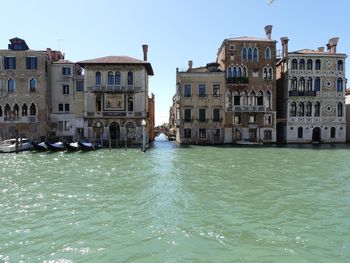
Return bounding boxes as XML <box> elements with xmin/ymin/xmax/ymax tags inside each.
<box><xmin>289</xmin><ymin>90</ymin><xmax>316</xmax><ymax>97</ymax></box>
<box><xmin>233</xmin><ymin>105</ymin><xmax>266</xmax><ymax>112</ymax></box>
<box><xmin>89</xmin><ymin>85</ymin><xmax>139</xmax><ymax>92</ymax></box>
<box><xmin>2</xmin><ymin>116</ymin><xmax>37</xmax><ymax>123</ymax></box>
<box><xmin>226</xmin><ymin>77</ymin><xmax>249</xmax><ymax>85</ymax></box>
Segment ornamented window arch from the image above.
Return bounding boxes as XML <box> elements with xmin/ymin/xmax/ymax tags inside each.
<box><xmin>291</xmin><ymin>59</ymin><xmax>298</xmax><ymax>70</ymax></box>
<box><xmin>29</xmin><ymin>103</ymin><xmax>36</xmax><ymax>116</ymax></box>
<box><xmin>314</xmin><ymin>102</ymin><xmax>320</xmax><ymax>117</ymax></box>
<box><xmin>338</xmin><ymin>102</ymin><xmax>343</xmax><ymax>117</ymax></box>
<box><xmin>227</xmin><ymin>67</ymin><xmax>233</xmax><ymax>78</ymax></box>
<box><xmin>263</xmin><ymin>67</ymin><xmax>268</xmax><ymax>80</ymax></box>
<box><xmin>337</xmin><ymin>78</ymin><xmax>343</xmax><ymax>92</ymax></box>
<box><xmin>242</xmin><ymin>47</ymin><xmax>247</xmax><ymax>60</ymax></box>
<box><xmin>315</xmin><ymin>59</ymin><xmax>321</xmax><ymax>70</ymax></box>
<box><xmin>306</xmin><ymin>102</ymin><xmax>312</xmax><ymax>117</ymax></box>
<box><xmin>249</xmin><ymin>91</ymin><xmax>256</xmax><ymax>106</ymax></box>
<box><xmin>4</xmin><ymin>104</ymin><xmax>11</xmax><ymax>117</ymax></box>
<box><xmin>298</xmin><ymin>102</ymin><xmax>304</xmax><ymax>117</ymax></box>
<box><xmin>299</xmin><ymin>77</ymin><xmax>305</xmax><ymax>92</ymax></box>
<box><xmin>299</xmin><ymin>59</ymin><xmax>305</xmax><ymax>70</ymax></box>
<box><xmin>237</xmin><ymin>67</ymin><xmax>242</xmax><ymax>77</ymax></box>
<box><xmin>233</xmin><ymin>91</ymin><xmax>240</xmax><ymax>106</ymax></box>
<box><xmin>115</xmin><ymin>71</ymin><xmax>121</xmax><ymax>85</ymax></box>
<box><xmin>257</xmin><ymin>91</ymin><xmax>264</xmax><ymax>105</ymax></box>
<box><xmin>22</xmin><ymin>104</ymin><xmax>28</xmax><ymax>116</ymax></box>
<box><xmin>290</xmin><ymin>102</ymin><xmax>297</xmax><ymax>117</ymax></box>
<box><xmin>29</xmin><ymin>77</ymin><xmax>37</xmax><ymax>92</ymax></box>
<box><xmin>265</xmin><ymin>91</ymin><xmax>271</xmax><ymax>109</ymax></box>
<box><xmin>8</xmin><ymin>78</ymin><xmax>15</xmax><ymax>92</ymax></box>
<box><xmin>242</xmin><ymin>66</ymin><xmax>247</xmax><ymax>77</ymax></box>
<box><xmin>265</xmin><ymin>47</ymin><xmax>271</xmax><ymax>59</ymax></box>
<box><xmin>108</xmin><ymin>71</ymin><xmax>114</xmax><ymax>85</ymax></box>
<box><xmin>233</xmin><ymin>67</ymin><xmax>237</xmax><ymax>78</ymax></box>
<box><xmin>306</xmin><ymin>77</ymin><xmax>312</xmax><ymax>91</ymax></box>
<box><xmin>253</xmin><ymin>47</ymin><xmax>258</xmax><ymax>62</ymax></box>
<box><xmin>291</xmin><ymin>77</ymin><xmax>298</xmax><ymax>91</ymax></box>
<box><xmin>95</xmin><ymin>71</ymin><xmax>101</xmax><ymax>85</ymax></box>
<box><xmin>248</xmin><ymin>48</ymin><xmax>252</xmax><ymax>60</ymax></box>
<box><xmin>314</xmin><ymin>77</ymin><xmax>321</xmax><ymax>91</ymax></box>
<box><xmin>13</xmin><ymin>103</ymin><xmax>19</xmax><ymax>116</ymax></box>
<box><xmin>268</xmin><ymin>67</ymin><xmax>272</xmax><ymax>80</ymax></box>
<box><xmin>127</xmin><ymin>71</ymin><xmax>134</xmax><ymax>85</ymax></box>
<box><xmin>337</xmin><ymin>60</ymin><xmax>343</xmax><ymax>71</ymax></box>
<box><xmin>307</xmin><ymin>59</ymin><xmax>313</xmax><ymax>70</ymax></box>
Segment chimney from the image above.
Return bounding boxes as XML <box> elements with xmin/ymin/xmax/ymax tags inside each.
<box><xmin>188</xmin><ymin>60</ymin><xmax>193</xmax><ymax>70</ymax></box>
<box><xmin>142</xmin><ymin>44</ymin><xmax>148</xmax><ymax>61</ymax></box>
<box><xmin>318</xmin><ymin>47</ymin><xmax>325</xmax><ymax>52</ymax></box>
<box><xmin>280</xmin><ymin>37</ymin><xmax>289</xmax><ymax>59</ymax></box>
<box><xmin>327</xmin><ymin>37</ymin><xmax>339</xmax><ymax>54</ymax></box>
<box><xmin>264</xmin><ymin>25</ymin><xmax>273</xmax><ymax>40</ymax></box>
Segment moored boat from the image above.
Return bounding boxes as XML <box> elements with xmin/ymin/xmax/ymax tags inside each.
<box><xmin>78</xmin><ymin>139</ymin><xmax>94</xmax><ymax>151</ymax></box>
<box><xmin>65</xmin><ymin>142</ymin><xmax>80</xmax><ymax>152</ymax></box>
<box><xmin>0</xmin><ymin>138</ymin><xmax>32</xmax><ymax>153</ymax></box>
<box><xmin>46</xmin><ymin>141</ymin><xmax>66</xmax><ymax>151</ymax></box>
<box><xmin>32</xmin><ymin>141</ymin><xmax>48</xmax><ymax>152</ymax></box>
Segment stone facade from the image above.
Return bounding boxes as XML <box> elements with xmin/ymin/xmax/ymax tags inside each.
<box><xmin>216</xmin><ymin>26</ymin><xmax>277</xmax><ymax>144</ymax></box>
<box><xmin>276</xmin><ymin>37</ymin><xmax>347</xmax><ymax>143</ymax></box>
<box><xmin>77</xmin><ymin>49</ymin><xmax>154</xmax><ymax>147</ymax></box>
<box><xmin>175</xmin><ymin>62</ymin><xmax>226</xmax><ymax>144</ymax></box>
<box><xmin>0</xmin><ymin>38</ymin><xmax>63</xmax><ymax>141</ymax></box>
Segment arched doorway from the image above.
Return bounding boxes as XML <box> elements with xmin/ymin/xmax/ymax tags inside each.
<box><xmin>312</xmin><ymin>127</ymin><xmax>321</xmax><ymax>142</ymax></box>
<box><xmin>109</xmin><ymin>122</ymin><xmax>120</xmax><ymax>148</ymax></box>
<box><xmin>93</xmin><ymin>121</ymin><xmax>104</xmax><ymax>145</ymax></box>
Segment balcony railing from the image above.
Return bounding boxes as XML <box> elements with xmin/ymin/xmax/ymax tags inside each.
<box><xmin>289</xmin><ymin>90</ymin><xmax>316</xmax><ymax>97</ymax></box>
<box><xmin>2</xmin><ymin>116</ymin><xmax>37</xmax><ymax>123</ymax></box>
<box><xmin>227</xmin><ymin>77</ymin><xmax>249</xmax><ymax>84</ymax></box>
<box><xmin>90</xmin><ymin>85</ymin><xmax>141</xmax><ymax>92</ymax></box>
<box><xmin>233</xmin><ymin>105</ymin><xmax>266</xmax><ymax>112</ymax></box>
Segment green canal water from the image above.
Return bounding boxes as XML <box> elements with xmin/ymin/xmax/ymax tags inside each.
<box><xmin>1</xmin><ymin>134</ymin><xmax>350</xmax><ymax>262</ymax></box>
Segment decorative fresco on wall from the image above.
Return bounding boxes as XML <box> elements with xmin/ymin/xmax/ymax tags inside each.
<box><xmin>104</xmin><ymin>94</ymin><xmax>125</xmax><ymax>111</ymax></box>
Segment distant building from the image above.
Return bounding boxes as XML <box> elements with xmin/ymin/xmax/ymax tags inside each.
<box><xmin>175</xmin><ymin>61</ymin><xmax>225</xmax><ymax>144</ymax></box>
<box><xmin>345</xmin><ymin>88</ymin><xmax>350</xmax><ymax>142</ymax></box>
<box><xmin>217</xmin><ymin>26</ymin><xmax>277</xmax><ymax>144</ymax></box>
<box><xmin>49</xmin><ymin>59</ymin><xmax>84</xmax><ymax>142</ymax></box>
<box><xmin>77</xmin><ymin>45</ymin><xmax>154</xmax><ymax>147</ymax></box>
<box><xmin>0</xmin><ymin>38</ymin><xmax>63</xmax><ymax>141</ymax></box>
<box><xmin>276</xmin><ymin>37</ymin><xmax>347</xmax><ymax>143</ymax></box>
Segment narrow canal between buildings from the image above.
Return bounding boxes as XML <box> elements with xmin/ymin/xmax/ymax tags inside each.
<box><xmin>1</xmin><ymin>134</ymin><xmax>350</xmax><ymax>262</ymax></box>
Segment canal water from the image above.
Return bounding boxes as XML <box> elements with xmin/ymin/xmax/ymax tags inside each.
<box><xmin>1</xmin><ymin>134</ymin><xmax>350</xmax><ymax>262</ymax></box>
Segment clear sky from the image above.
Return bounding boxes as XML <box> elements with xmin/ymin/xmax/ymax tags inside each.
<box><xmin>1</xmin><ymin>0</ymin><xmax>349</xmax><ymax>125</ymax></box>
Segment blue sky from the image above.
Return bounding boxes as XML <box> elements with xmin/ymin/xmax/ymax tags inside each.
<box><xmin>2</xmin><ymin>0</ymin><xmax>349</xmax><ymax>125</ymax></box>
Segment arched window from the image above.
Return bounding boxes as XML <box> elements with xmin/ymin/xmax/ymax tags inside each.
<box><xmin>306</xmin><ymin>102</ymin><xmax>312</xmax><ymax>117</ymax></box>
<box><xmin>338</xmin><ymin>102</ymin><xmax>343</xmax><ymax>117</ymax></box>
<box><xmin>268</xmin><ymin>67</ymin><xmax>272</xmax><ymax>80</ymax></box>
<box><xmin>253</xmin><ymin>47</ymin><xmax>258</xmax><ymax>62</ymax></box>
<box><xmin>291</xmin><ymin>77</ymin><xmax>298</xmax><ymax>91</ymax></box>
<box><xmin>306</xmin><ymin>77</ymin><xmax>312</xmax><ymax>91</ymax></box>
<box><xmin>307</xmin><ymin>59</ymin><xmax>313</xmax><ymax>70</ymax></box>
<box><xmin>115</xmin><ymin>71</ymin><xmax>121</xmax><ymax>85</ymax></box>
<box><xmin>315</xmin><ymin>59</ymin><xmax>321</xmax><ymax>70</ymax></box>
<box><xmin>95</xmin><ymin>72</ymin><xmax>101</xmax><ymax>85</ymax></box>
<box><xmin>0</xmin><ymin>106</ymin><xmax>2</xmax><ymax>117</ymax></box>
<box><xmin>265</xmin><ymin>47</ymin><xmax>271</xmax><ymax>59</ymax></box>
<box><xmin>263</xmin><ymin>67</ymin><xmax>268</xmax><ymax>80</ymax></box>
<box><xmin>299</xmin><ymin>59</ymin><xmax>305</xmax><ymax>70</ymax></box>
<box><xmin>5</xmin><ymin>104</ymin><xmax>11</xmax><ymax>117</ymax></box>
<box><xmin>248</xmin><ymin>48</ymin><xmax>252</xmax><ymax>60</ymax></box>
<box><xmin>22</xmin><ymin>104</ymin><xmax>28</xmax><ymax>116</ymax></box>
<box><xmin>249</xmin><ymin>91</ymin><xmax>256</xmax><ymax>105</ymax></box>
<box><xmin>29</xmin><ymin>103</ymin><xmax>36</xmax><ymax>116</ymax></box>
<box><xmin>337</xmin><ymin>60</ymin><xmax>343</xmax><ymax>71</ymax></box>
<box><xmin>242</xmin><ymin>47</ymin><xmax>247</xmax><ymax>60</ymax></box>
<box><xmin>7</xmin><ymin>78</ymin><xmax>15</xmax><ymax>92</ymax></box>
<box><xmin>314</xmin><ymin>77</ymin><xmax>320</xmax><ymax>91</ymax></box>
<box><xmin>128</xmin><ymin>96</ymin><xmax>134</xmax><ymax>111</ymax></box>
<box><xmin>29</xmin><ymin>78</ymin><xmax>37</xmax><ymax>92</ymax></box>
<box><xmin>299</xmin><ymin>77</ymin><xmax>305</xmax><ymax>92</ymax></box>
<box><xmin>298</xmin><ymin>127</ymin><xmax>303</xmax><ymax>139</ymax></box>
<box><xmin>314</xmin><ymin>102</ymin><xmax>320</xmax><ymax>117</ymax></box>
<box><xmin>13</xmin><ymin>104</ymin><xmax>19</xmax><ymax>116</ymax></box>
<box><xmin>233</xmin><ymin>67</ymin><xmax>237</xmax><ymax>78</ymax></box>
<box><xmin>227</xmin><ymin>67</ymin><xmax>232</xmax><ymax>78</ymax></box>
<box><xmin>127</xmin><ymin>71</ymin><xmax>134</xmax><ymax>85</ymax></box>
<box><xmin>257</xmin><ymin>91</ymin><xmax>263</xmax><ymax>105</ymax></box>
<box><xmin>237</xmin><ymin>67</ymin><xmax>242</xmax><ymax>77</ymax></box>
<box><xmin>292</xmin><ymin>59</ymin><xmax>298</xmax><ymax>70</ymax></box>
<box><xmin>242</xmin><ymin>67</ymin><xmax>247</xmax><ymax>77</ymax></box>
<box><xmin>290</xmin><ymin>102</ymin><xmax>296</xmax><ymax>117</ymax></box>
<box><xmin>108</xmin><ymin>71</ymin><xmax>114</xmax><ymax>85</ymax></box>
<box><xmin>330</xmin><ymin>127</ymin><xmax>336</xmax><ymax>138</ymax></box>
<box><xmin>298</xmin><ymin>102</ymin><xmax>304</xmax><ymax>117</ymax></box>
<box><xmin>96</xmin><ymin>96</ymin><xmax>101</xmax><ymax>112</ymax></box>
<box><xmin>241</xmin><ymin>91</ymin><xmax>248</xmax><ymax>105</ymax></box>
<box><xmin>265</xmin><ymin>91</ymin><xmax>271</xmax><ymax>109</ymax></box>
<box><xmin>233</xmin><ymin>91</ymin><xmax>240</xmax><ymax>106</ymax></box>
<box><xmin>337</xmin><ymin>78</ymin><xmax>343</xmax><ymax>92</ymax></box>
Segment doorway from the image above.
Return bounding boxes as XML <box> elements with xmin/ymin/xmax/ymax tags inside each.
<box><xmin>312</xmin><ymin>127</ymin><xmax>321</xmax><ymax>142</ymax></box>
<box><xmin>109</xmin><ymin>122</ymin><xmax>120</xmax><ymax>147</ymax></box>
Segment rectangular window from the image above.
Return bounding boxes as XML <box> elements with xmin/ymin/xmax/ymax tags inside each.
<box><xmin>264</xmin><ymin>115</ymin><xmax>272</xmax><ymax>125</ymax></box>
<box><xmin>65</xmin><ymin>104</ymin><xmax>70</xmax><ymax>112</ymax></box>
<box><xmin>4</xmin><ymin>57</ymin><xmax>16</xmax><ymax>69</ymax></box>
<box><xmin>184</xmin><ymin>84</ymin><xmax>191</xmax><ymax>97</ymax></box>
<box><xmin>65</xmin><ymin>121</ymin><xmax>70</xmax><ymax>131</ymax></box>
<box><xmin>58</xmin><ymin>121</ymin><xmax>63</xmax><ymax>131</ymax></box>
<box><xmin>264</xmin><ymin>130</ymin><xmax>272</xmax><ymax>140</ymax></box>
<box><xmin>62</xmin><ymin>67</ymin><xmax>71</xmax><ymax>75</ymax></box>
<box><xmin>76</xmin><ymin>81</ymin><xmax>84</xmax><ymax>92</ymax></box>
<box><xmin>199</xmin><ymin>129</ymin><xmax>206</xmax><ymax>138</ymax></box>
<box><xmin>26</xmin><ymin>57</ymin><xmax>37</xmax><ymax>69</ymax></box>
<box><xmin>198</xmin><ymin>84</ymin><xmax>206</xmax><ymax>97</ymax></box>
<box><xmin>184</xmin><ymin>128</ymin><xmax>191</xmax><ymax>139</ymax></box>
<box><xmin>184</xmin><ymin>109</ymin><xmax>191</xmax><ymax>122</ymax></box>
<box><xmin>63</xmin><ymin>85</ymin><xmax>69</xmax><ymax>95</ymax></box>
<box><xmin>234</xmin><ymin>95</ymin><xmax>240</xmax><ymax>105</ymax></box>
<box><xmin>58</xmin><ymin>103</ymin><xmax>63</xmax><ymax>112</ymax></box>
<box><xmin>213</xmin><ymin>84</ymin><xmax>220</xmax><ymax>97</ymax></box>
<box><xmin>234</xmin><ymin>114</ymin><xmax>241</xmax><ymax>124</ymax></box>
<box><xmin>249</xmin><ymin>115</ymin><xmax>256</xmax><ymax>123</ymax></box>
<box><xmin>213</xmin><ymin>109</ymin><xmax>220</xmax><ymax>122</ymax></box>
<box><xmin>199</xmin><ymin>109</ymin><xmax>206</xmax><ymax>122</ymax></box>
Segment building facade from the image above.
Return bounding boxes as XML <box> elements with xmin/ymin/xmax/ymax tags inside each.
<box><xmin>77</xmin><ymin>46</ymin><xmax>154</xmax><ymax>147</ymax></box>
<box><xmin>0</xmin><ymin>38</ymin><xmax>63</xmax><ymax>141</ymax></box>
<box><xmin>276</xmin><ymin>37</ymin><xmax>347</xmax><ymax>143</ymax></box>
<box><xmin>216</xmin><ymin>26</ymin><xmax>277</xmax><ymax>144</ymax></box>
<box><xmin>175</xmin><ymin>62</ymin><xmax>225</xmax><ymax>144</ymax></box>
<box><xmin>49</xmin><ymin>59</ymin><xmax>84</xmax><ymax>142</ymax></box>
